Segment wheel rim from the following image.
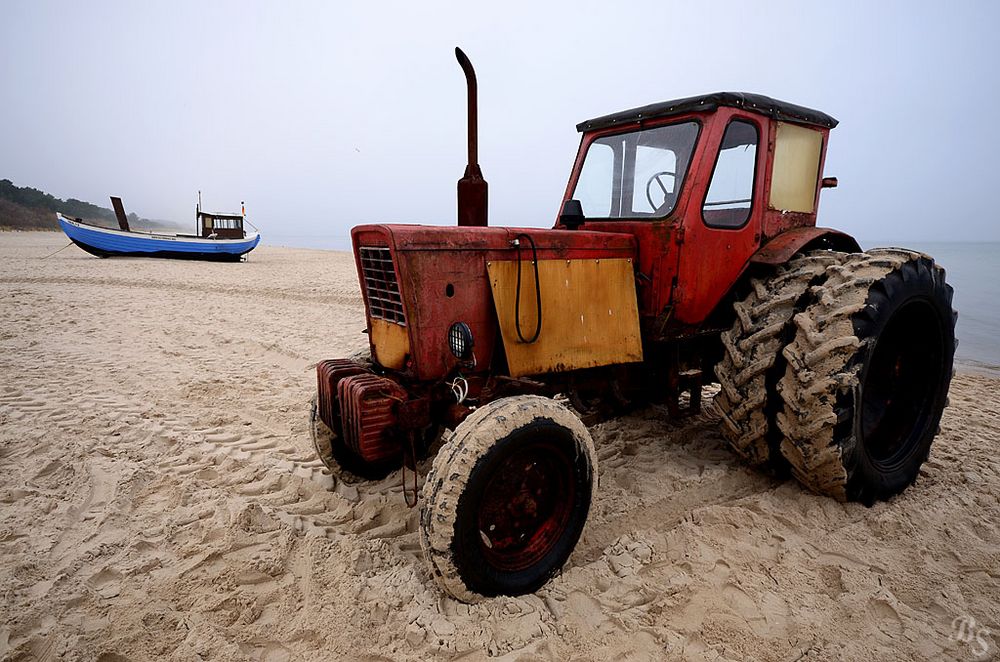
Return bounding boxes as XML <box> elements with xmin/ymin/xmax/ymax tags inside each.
<box><xmin>860</xmin><ymin>298</ymin><xmax>946</xmax><ymax>471</ymax></box>
<box><xmin>476</xmin><ymin>441</ymin><xmax>576</xmax><ymax>572</ymax></box>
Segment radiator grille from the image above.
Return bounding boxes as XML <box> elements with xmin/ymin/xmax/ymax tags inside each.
<box><xmin>359</xmin><ymin>246</ymin><xmax>405</xmax><ymax>324</ymax></box>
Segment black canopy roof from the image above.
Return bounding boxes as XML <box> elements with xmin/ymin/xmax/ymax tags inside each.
<box><xmin>577</xmin><ymin>92</ymin><xmax>838</xmax><ymax>132</ymax></box>
<box><xmin>198</xmin><ymin>211</ymin><xmax>244</xmax><ymax>220</ymax></box>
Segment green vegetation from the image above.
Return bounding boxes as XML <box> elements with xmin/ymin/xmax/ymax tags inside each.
<box><xmin>0</xmin><ymin>179</ymin><xmax>172</xmax><ymax>231</ymax></box>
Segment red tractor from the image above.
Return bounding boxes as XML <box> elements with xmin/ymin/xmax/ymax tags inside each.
<box><xmin>310</xmin><ymin>49</ymin><xmax>956</xmax><ymax>602</ymax></box>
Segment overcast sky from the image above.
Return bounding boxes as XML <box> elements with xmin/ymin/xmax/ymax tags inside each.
<box><xmin>2</xmin><ymin>1</ymin><xmax>997</xmax><ymax>244</ymax></box>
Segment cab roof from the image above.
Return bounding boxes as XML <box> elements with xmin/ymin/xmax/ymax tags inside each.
<box><xmin>577</xmin><ymin>91</ymin><xmax>838</xmax><ymax>132</ymax></box>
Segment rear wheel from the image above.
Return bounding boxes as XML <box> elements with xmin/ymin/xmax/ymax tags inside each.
<box><xmin>777</xmin><ymin>249</ymin><xmax>956</xmax><ymax>503</ymax></box>
<box><xmin>714</xmin><ymin>251</ymin><xmax>844</xmax><ymax>468</ymax></box>
<box><xmin>419</xmin><ymin>396</ymin><xmax>596</xmax><ymax>602</ymax></box>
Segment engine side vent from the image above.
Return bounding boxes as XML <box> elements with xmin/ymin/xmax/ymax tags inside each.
<box><xmin>359</xmin><ymin>246</ymin><xmax>405</xmax><ymax>325</ymax></box>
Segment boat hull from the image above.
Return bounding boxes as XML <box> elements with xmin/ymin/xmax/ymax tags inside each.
<box><xmin>57</xmin><ymin>214</ymin><xmax>260</xmax><ymax>261</ymax></box>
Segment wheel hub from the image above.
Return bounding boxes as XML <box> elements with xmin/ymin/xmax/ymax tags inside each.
<box><xmin>476</xmin><ymin>443</ymin><xmax>575</xmax><ymax>572</ymax></box>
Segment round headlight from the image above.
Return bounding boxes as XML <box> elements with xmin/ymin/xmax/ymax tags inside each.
<box><xmin>448</xmin><ymin>322</ymin><xmax>474</xmax><ymax>360</ymax></box>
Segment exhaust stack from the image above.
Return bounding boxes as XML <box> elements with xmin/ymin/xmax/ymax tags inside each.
<box><xmin>455</xmin><ymin>47</ymin><xmax>488</xmax><ymax>227</ymax></box>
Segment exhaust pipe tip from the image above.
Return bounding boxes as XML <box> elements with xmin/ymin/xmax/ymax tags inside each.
<box><xmin>456</xmin><ymin>46</ymin><xmax>488</xmax><ymax>228</ymax></box>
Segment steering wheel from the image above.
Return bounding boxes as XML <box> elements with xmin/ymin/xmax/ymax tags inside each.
<box><xmin>645</xmin><ymin>171</ymin><xmax>676</xmax><ymax>212</ymax></box>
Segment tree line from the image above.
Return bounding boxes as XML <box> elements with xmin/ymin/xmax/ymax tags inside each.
<box><xmin>0</xmin><ymin>179</ymin><xmax>169</xmax><ymax>230</ymax></box>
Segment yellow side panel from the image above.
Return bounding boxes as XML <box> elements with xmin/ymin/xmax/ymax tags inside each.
<box><xmin>769</xmin><ymin>122</ymin><xmax>823</xmax><ymax>213</ymax></box>
<box><xmin>487</xmin><ymin>258</ymin><xmax>642</xmax><ymax>378</ymax></box>
<box><xmin>371</xmin><ymin>318</ymin><xmax>410</xmax><ymax>370</ymax></box>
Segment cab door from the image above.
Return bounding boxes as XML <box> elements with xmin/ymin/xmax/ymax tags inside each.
<box><xmin>672</xmin><ymin>109</ymin><xmax>768</xmax><ymax>326</ymax></box>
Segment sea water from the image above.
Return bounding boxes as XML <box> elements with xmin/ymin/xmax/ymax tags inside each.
<box><xmin>267</xmin><ymin>233</ymin><xmax>999</xmax><ymax>376</ymax></box>
<box><xmin>878</xmin><ymin>241</ymin><xmax>1000</xmax><ymax>376</ymax></box>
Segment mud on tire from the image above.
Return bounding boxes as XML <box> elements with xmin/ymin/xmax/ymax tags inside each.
<box><xmin>419</xmin><ymin>396</ymin><xmax>597</xmax><ymax>602</ymax></box>
<box><xmin>714</xmin><ymin>251</ymin><xmax>845</xmax><ymax>468</ymax></box>
<box><xmin>776</xmin><ymin>249</ymin><xmax>956</xmax><ymax>504</ymax></box>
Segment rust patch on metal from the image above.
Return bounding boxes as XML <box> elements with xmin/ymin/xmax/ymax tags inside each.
<box><xmin>751</xmin><ymin>227</ymin><xmax>860</xmax><ymax>265</ymax></box>
<box><xmin>338</xmin><ymin>373</ymin><xmax>407</xmax><ymax>464</ymax></box>
<box><xmin>316</xmin><ymin>359</ymin><xmax>370</xmax><ymax>429</ymax></box>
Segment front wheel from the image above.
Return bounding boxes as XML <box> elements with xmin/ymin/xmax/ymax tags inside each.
<box><xmin>419</xmin><ymin>396</ymin><xmax>596</xmax><ymax>602</ymax></box>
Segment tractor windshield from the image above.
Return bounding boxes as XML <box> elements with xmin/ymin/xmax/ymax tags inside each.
<box><xmin>572</xmin><ymin>121</ymin><xmax>699</xmax><ymax>219</ymax></box>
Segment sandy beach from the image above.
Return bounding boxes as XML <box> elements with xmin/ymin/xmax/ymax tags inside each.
<box><xmin>1</xmin><ymin>231</ymin><xmax>998</xmax><ymax>661</ymax></box>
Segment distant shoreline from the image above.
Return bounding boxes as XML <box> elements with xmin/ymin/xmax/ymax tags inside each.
<box><xmin>954</xmin><ymin>362</ymin><xmax>1000</xmax><ymax>379</ymax></box>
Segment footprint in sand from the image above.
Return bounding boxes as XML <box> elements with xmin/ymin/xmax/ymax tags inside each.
<box><xmin>868</xmin><ymin>598</ymin><xmax>904</xmax><ymax>636</ymax></box>
<box><xmin>720</xmin><ymin>582</ymin><xmax>790</xmax><ymax>637</ymax></box>
<box><xmin>562</xmin><ymin>591</ymin><xmax>620</xmax><ymax>636</ymax></box>
<box><xmin>87</xmin><ymin>568</ymin><xmax>123</xmax><ymax>599</ymax></box>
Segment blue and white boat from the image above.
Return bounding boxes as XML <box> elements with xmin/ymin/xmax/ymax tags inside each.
<box><xmin>56</xmin><ymin>195</ymin><xmax>260</xmax><ymax>262</ymax></box>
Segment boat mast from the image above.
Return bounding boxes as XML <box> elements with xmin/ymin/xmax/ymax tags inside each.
<box><xmin>110</xmin><ymin>196</ymin><xmax>131</xmax><ymax>232</ymax></box>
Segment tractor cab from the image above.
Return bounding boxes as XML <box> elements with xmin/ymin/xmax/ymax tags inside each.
<box><xmin>561</xmin><ymin>92</ymin><xmax>854</xmax><ymax>328</ymax></box>
<box><xmin>566</xmin><ymin>92</ymin><xmax>838</xmax><ymax>226</ymax></box>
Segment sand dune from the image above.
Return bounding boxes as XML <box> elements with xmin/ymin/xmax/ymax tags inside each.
<box><xmin>1</xmin><ymin>232</ymin><xmax>998</xmax><ymax>661</ymax></box>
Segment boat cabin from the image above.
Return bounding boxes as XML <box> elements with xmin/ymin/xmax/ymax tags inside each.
<box><xmin>198</xmin><ymin>209</ymin><xmax>246</xmax><ymax>239</ymax></box>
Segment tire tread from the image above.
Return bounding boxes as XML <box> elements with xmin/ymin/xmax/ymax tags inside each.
<box><xmin>714</xmin><ymin>251</ymin><xmax>844</xmax><ymax>466</ymax></box>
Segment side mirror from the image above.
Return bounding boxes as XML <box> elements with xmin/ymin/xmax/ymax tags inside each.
<box><xmin>821</xmin><ymin>177</ymin><xmax>838</xmax><ymax>189</ymax></box>
<box><xmin>560</xmin><ymin>199</ymin><xmax>585</xmax><ymax>230</ymax></box>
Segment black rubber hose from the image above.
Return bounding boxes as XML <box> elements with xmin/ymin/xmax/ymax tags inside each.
<box><xmin>514</xmin><ymin>233</ymin><xmax>542</xmax><ymax>343</ymax></box>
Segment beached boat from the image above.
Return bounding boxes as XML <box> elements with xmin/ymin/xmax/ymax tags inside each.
<box><xmin>56</xmin><ymin>195</ymin><xmax>260</xmax><ymax>262</ymax></box>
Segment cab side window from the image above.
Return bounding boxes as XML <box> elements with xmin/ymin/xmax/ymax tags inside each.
<box><xmin>703</xmin><ymin>119</ymin><xmax>758</xmax><ymax>228</ymax></box>
<box><xmin>575</xmin><ymin>142</ymin><xmax>614</xmax><ymax>218</ymax></box>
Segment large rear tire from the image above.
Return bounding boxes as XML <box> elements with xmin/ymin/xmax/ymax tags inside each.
<box><xmin>419</xmin><ymin>396</ymin><xmax>596</xmax><ymax>602</ymax></box>
<box><xmin>714</xmin><ymin>251</ymin><xmax>844</xmax><ymax>468</ymax></box>
<box><xmin>776</xmin><ymin>249</ymin><xmax>956</xmax><ymax>504</ymax></box>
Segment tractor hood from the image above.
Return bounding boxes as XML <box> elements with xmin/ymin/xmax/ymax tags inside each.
<box><xmin>358</xmin><ymin>224</ymin><xmax>635</xmax><ymax>256</ymax></box>
<box><xmin>350</xmin><ymin>224</ymin><xmax>640</xmax><ymax>380</ymax></box>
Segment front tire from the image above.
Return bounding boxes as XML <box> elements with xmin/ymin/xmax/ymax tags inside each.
<box><xmin>777</xmin><ymin>249</ymin><xmax>956</xmax><ymax>504</ymax></box>
<box><xmin>419</xmin><ymin>396</ymin><xmax>596</xmax><ymax>602</ymax></box>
